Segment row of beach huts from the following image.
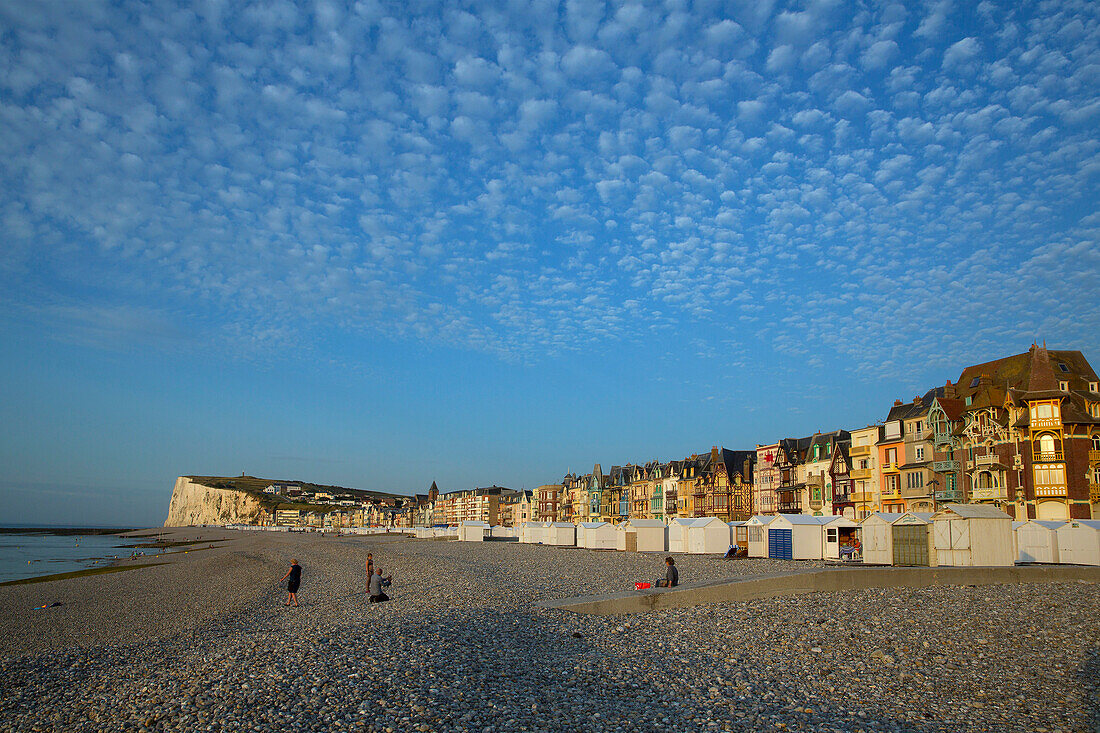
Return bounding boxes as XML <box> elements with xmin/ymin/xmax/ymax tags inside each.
<box><xmin>445</xmin><ymin>505</ymin><xmax>1100</xmax><ymax>567</ymax></box>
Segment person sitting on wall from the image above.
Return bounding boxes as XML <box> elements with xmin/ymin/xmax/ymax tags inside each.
<box><xmin>368</xmin><ymin>568</ymin><xmax>392</xmax><ymax>603</ymax></box>
<box><xmin>655</xmin><ymin>557</ymin><xmax>678</xmax><ymax>587</ymax></box>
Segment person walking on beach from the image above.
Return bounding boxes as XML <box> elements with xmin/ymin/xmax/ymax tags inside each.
<box><xmin>280</xmin><ymin>559</ymin><xmax>302</xmax><ymax>607</ymax></box>
<box><xmin>368</xmin><ymin>568</ymin><xmax>392</xmax><ymax>603</ymax></box>
<box><xmin>656</xmin><ymin>557</ymin><xmax>678</xmax><ymax>588</ymax></box>
<box><xmin>366</xmin><ymin>553</ymin><xmax>374</xmax><ymax>589</ymax></box>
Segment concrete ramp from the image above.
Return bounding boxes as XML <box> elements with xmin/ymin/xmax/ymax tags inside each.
<box><xmin>537</xmin><ymin>565</ymin><xmax>1100</xmax><ymax>615</ymax></box>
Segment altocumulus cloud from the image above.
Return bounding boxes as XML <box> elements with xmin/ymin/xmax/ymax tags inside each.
<box><xmin>0</xmin><ymin>0</ymin><xmax>1098</xmax><ymax>372</ymax></box>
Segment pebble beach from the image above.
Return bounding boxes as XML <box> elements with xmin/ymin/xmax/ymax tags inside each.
<box><xmin>1</xmin><ymin>529</ymin><xmax>1097</xmax><ymax>732</ymax></box>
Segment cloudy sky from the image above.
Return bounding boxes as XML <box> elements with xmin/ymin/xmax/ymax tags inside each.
<box><xmin>1</xmin><ymin>0</ymin><xmax>1098</xmax><ymax>525</ymax></box>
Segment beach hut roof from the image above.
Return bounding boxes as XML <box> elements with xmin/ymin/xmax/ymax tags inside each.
<box><xmin>622</xmin><ymin>518</ymin><xmax>666</xmax><ymax>528</ymax></box>
<box><xmin>864</xmin><ymin>512</ymin><xmax>907</xmax><ymax>523</ymax></box>
<box><xmin>691</xmin><ymin>517</ymin><xmax>728</xmax><ymax>527</ymax></box>
<box><xmin>778</xmin><ymin>514</ymin><xmax>832</xmax><ymax>525</ymax></box>
<box><xmin>747</xmin><ymin>515</ymin><xmax>777</xmax><ymax>525</ymax></box>
<box><xmin>938</xmin><ymin>503</ymin><xmax>1012</xmax><ymax>519</ymax></box>
<box><xmin>460</xmin><ymin>520</ymin><xmax>490</xmax><ymax>527</ymax></box>
<box><xmin>1064</xmin><ymin>519</ymin><xmax>1100</xmax><ymax>530</ymax></box>
<box><xmin>668</xmin><ymin>517</ymin><xmax>696</xmax><ymax>526</ymax></box>
<box><xmin>728</xmin><ymin>520</ymin><xmax>746</xmax><ymax>526</ymax></box>
<box><xmin>1028</xmin><ymin>520</ymin><xmax>1067</xmax><ymax>530</ymax></box>
<box><xmin>580</xmin><ymin>522</ymin><xmax>608</xmax><ymax>529</ymax></box>
<box><xmin>549</xmin><ymin>522</ymin><xmax>574</xmax><ymax>528</ymax></box>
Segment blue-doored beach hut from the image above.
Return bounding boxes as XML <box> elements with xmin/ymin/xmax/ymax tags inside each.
<box><xmin>766</xmin><ymin>514</ymin><xmax>831</xmax><ymax>560</ymax></box>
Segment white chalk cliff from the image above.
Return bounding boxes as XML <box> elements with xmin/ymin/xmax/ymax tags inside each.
<box><xmin>164</xmin><ymin>477</ymin><xmax>267</xmax><ymax>526</ymax></box>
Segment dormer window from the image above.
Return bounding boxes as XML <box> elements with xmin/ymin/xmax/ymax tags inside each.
<box><xmin>1090</xmin><ymin>382</ymin><xmax>1098</xmax><ymax>394</ymax></box>
<box><xmin>970</xmin><ymin>377</ymin><xmax>980</xmax><ymax>388</ymax></box>
<box><xmin>1058</xmin><ymin>363</ymin><xmax>1070</xmax><ymax>373</ymax></box>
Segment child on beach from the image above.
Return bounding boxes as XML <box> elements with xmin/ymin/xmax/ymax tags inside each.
<box><xmin>279</xmin><ymin>559</ymin><xmax>302</xmax><ymax>607</ymax></box>
<box><xmin>366</xmin><ymin>553</ymin><xmax>374</xmax><ymax>587</ymax></box>
<box><xmin>655</xmin><ymin>557</ymin><xmax>678</xmax><ymax>587</ymax></box>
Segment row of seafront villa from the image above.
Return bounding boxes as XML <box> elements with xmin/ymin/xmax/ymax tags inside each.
<box><xmin>402</xmin><ymin>345</ymin><xmax>1100</xmax><ymax>528</ymax></box>
<box><xmin>269</xmin><ymin>345</ymin><xmax>1100</xmax><ymax>531</ymax></box>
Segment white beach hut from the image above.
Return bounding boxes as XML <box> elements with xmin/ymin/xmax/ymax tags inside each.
<box><xmin>687</xmin><ymin>517</ymin><xmax>730</xmax><ymax>554</ymax></box>
<box><xmin>1015</xmin><ymin>520</ymin><xmax>1065</xmax><ymax>564</ymax></box>
<box><xmin>519</xmin><ymin>521</ymin><xmax>548</xmax><ymax>544</ymax></box>
<box><xmin>931</xmin><ymin>504</ymin><xmax>1014</xmax><ymax>567</ymax></box>
<box><xmin>728</xmin><ymin>521</ymin><xmax>748</xmax><ymax>552</ymax></box>
<box><xmin>746</xmin><ymin>515</ymin><xmax>777</xmax><ymax>558</ymax></box>
<box><xmin>821</xmin><ymin>515</ymin><xmax>860</xmax><ymax>560</ymax></box>
<box><xmin>1056</xmin><ymin>519</ymin><xmax>1100</xmax><ymax>566</ymax></box>
<box><xmin>577</xmin><ymin>522</ymin><xmax>618</xmax><ymax>550</ymax></box>
<box><xmin>667</xmin><ymin>518</ymin><xmax>696</xmax><ymax>553</ymax></box>
<box><xmin>545</xmin><ymin>522</ymin><xmax>577</xmax><ymax>547</ymax></box>
<box><xmin>457</xmin><ymin>520</ymin><xmax>490</xmax><ymax>542</ymax></box>
<box><xmin>859</xmin><ymin>512</ymin><xmax>935</xmax><ymax>566</ymax></box>
<box><xmin>616</xmin><ymin>519</ymin><xmax>668</xmax><ymax>552</ymax></box>
<box><xmin>766</xmin><ymin>514</ymin><xmax>831</xmax><ymax>560</ymax></box>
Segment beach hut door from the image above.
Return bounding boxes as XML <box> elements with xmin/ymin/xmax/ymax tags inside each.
<box><xmin>625</xmin><ymin>531</ymin><xmax>637</xmax><ymax>553</ymax></box>
<box><xmin>892</xmin><ymin>525</ymin><xmax>929</xmax><ymax>566</ymax></box>
<box><xmin>768</xmin><ymin>528</ymin><xmax>793</xmax><ymax>560</ymax></box>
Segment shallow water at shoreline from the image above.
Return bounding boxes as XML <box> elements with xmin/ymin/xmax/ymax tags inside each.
<box><xmin>0</xmin><ymin>532</ymin><xmax>149</xmax><ymax>583</ymax></box>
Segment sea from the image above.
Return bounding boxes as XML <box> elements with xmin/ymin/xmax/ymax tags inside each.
<box><xmin>0</xmin><ymin>529</ymin><xmax>156</xmax><ymax>584</ymax></box>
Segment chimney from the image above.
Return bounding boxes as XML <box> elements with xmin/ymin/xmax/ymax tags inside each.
<box><xmin>893</xmin><ymin>399</ymin><xmax>903</xmax><ymax>407</ymax></box>
<box><xmin>979</xmin><ymin>373</ymin><xmax>993</xmax><ymax>388</ymax></box>
<box><xmin>943</xmin><ymin>380</ymin><xmax>956</xmax><ymax>399</ymax></box>
<box><xmin>913</xmin><ymin>395</ymin><xmax>922</xmax><ymax>406</ymax></box>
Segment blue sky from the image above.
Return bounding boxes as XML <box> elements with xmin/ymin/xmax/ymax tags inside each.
<box><xmin>1</xmin><ymin>0</ymin><xmax>1098</xmax><ymax>526</ymax></box>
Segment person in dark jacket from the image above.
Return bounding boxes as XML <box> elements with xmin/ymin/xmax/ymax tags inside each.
<box><xmin>656</xmin><ymin>557</ymin><xmax>678</xmax><ymax>587</ymax></box>
<box><xmin>368</xmin><ymin>568</ymin><xmax>392</xmax><ymax>603</ymax></box>
<box><xmin>279</xmin><ymin>559</ymin><xmax>302</xmax><ymax>606</ymax></box>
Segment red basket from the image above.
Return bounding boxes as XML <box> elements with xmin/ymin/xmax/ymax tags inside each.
<box><xmin>634</xmin><ymin>582</ymin><xmax>651</xmax><ymax>590</ymax></box>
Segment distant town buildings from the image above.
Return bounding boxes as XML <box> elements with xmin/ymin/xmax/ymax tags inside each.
<box><xmin>257</xmin><ymin>345</ymin><xmax>1100</xmax><ymax>528</ymax></box>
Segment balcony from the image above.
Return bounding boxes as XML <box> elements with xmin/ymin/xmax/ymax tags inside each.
<box><xmin>932</xmin><ymin>460</ymin><xmax>960</xmax><ymax>472</ymax></box>
<box><xmin>832</xmin><ymin>492</ymin><xmax>853</xmax><ymax>505</ymax></box>
<box><xmin>935</xmin><ymin>489</ymin><xmax>963</xmax><ymax>502</ymax></box>
<box><xmin>850</xmin><ymin>468</ymin><xmax>873</xmax><ymax>480</ymax></box>
<box><xmin>881</xmin><ymin>487</ymin><xmax>901</xmax><ymax>500</ymax></box>
<box><xmin>1034</xmin><ymin>484</ymin><xmax>1067</xmax><ymax>498</ymax></box>
<box><xmin>776</xmin><ymin>491</ymin><xmax>803</xmax><ymax>513</ymax></box>
<box><xmin>1090</xmin><ymin>482</ymin><xmax>1100</xmax><ymax>503</ymax></box>
<box><xmin>881</xmin><ymin>462</ymin><xmax>900</xmax><ymax>474</ymax></box>
<box><xmin>1090</xmin><ymin>450</ymin><xmax>1100</xmax><ymax>464</ymax></box>
<box><xmin>970</xmin><ymin>487</ymin><xmax>1008</xmax><ymax>501</ymax></box>
<box><xmin>933</xmin><ymin>432</ymin><xmax>955</xmax><ymax>447</ymax></box>
<box><xmin>901</xmin><ymin>486</ymin><xmax>931</xmax><ymax>499</ymax></box>
<box><xmin>849</xmin><ymin>445</ymin><xmax>872</xmax><ymax>458</ymax></box>
<box><xmin>850</xmin><ymin>491</ymin><xmax>874</xmax><ymax>503</ymax></box>
<box><xmin>1033</xmin><ymin>450</ymin><xmax>1064</xmax><ymax>463</ymax></box>
<box><xmin>975</xmin><ymin>454</ymin><xmax>1006</xmax><ymax>468</ymax></box>
<box><xmin>1031</xmin><ymin>416</ymin><xmax>1061</xmax><ymax>429</ymax></box>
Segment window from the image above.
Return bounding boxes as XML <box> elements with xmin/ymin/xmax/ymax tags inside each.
<box><xmin>914</xmin><ymin>420</ymin><xmax>923</xmax><ymax>434</ymax></box>
<box><xmin>1033</xmin><ymin>465</ymin><xmax>1065</xmax><ymax>486</ymax></box>
<box><xmin>970</xmin><ymin>377</ymin><xmax>980</xmax><ymax>388</ymax></box>
<box><xmin>965</xmin><ymin>396</ymin><xmax>973</xmax><ymax>405</ymax></box>
<box><xmin>827</xmin><ymin>528</ymin><xmax>838</xmax><ymax>542</ymax></box>
<box><xmin>860</xmin><ymin>459</ymin><xmax>869</xmax><ymax>469</ymax></box>
<box><xmin>1038</xmin><ymin>434</ymin><xmax>1056</xmax><ymax>454</ymax></box>
<box><xmin>1058</xmin><ymin>363</ymin><xmax>1069</xmax><ymax>372</ymax></box>
<box><xmin>1059</xmin><ymin>381</ymin><xmax>1069</xmax><ymax>391</ymax></box>
<box><xmin>916</xmin><ymin>446</ymin><xmax>925</xmax><ymax>460</ymax></box>
<box><xmin>1093</xmin><ymin>435</ymin><xmax>1100</xmax><ymax>451</ymax></box>
<box><xmin>1090</xmin><ymin>382</ymin><xmax>1098</xmax><ymax>393</ymax></box>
